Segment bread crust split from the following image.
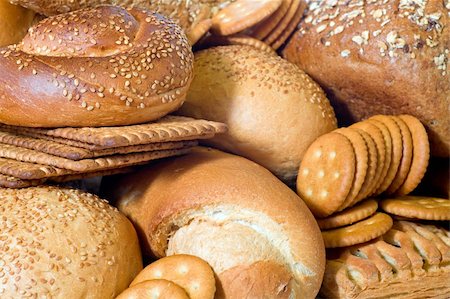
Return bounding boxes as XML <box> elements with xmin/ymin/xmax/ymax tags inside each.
<box><xmin>103</xmin><ymin>147</ymin><xmax>326</xmax><ymax>299</ymax></box>
<box><xmin>321</xmin><ymin>221</ymin><xmax>450</xmax><ymax>299</ymax></box>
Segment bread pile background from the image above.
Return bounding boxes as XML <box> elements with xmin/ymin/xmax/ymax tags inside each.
<box><xmin>0</xmin><ymin>0</ymin><xmax>448</xmax><ymax>299</ymax></box>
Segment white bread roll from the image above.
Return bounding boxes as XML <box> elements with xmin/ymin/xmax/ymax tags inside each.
<box><xmin>104</xmin><ymin>147</ymin><xmax>325</xmax><ymax>299</ymax></box>
<box><xmin>0</xmin><ymin>0</ymin><xmax>36</xmax><ymax>46</ymax></box>
<box><xmin>0</xmin><ymin>186</ymin><xmax>143</xmax><ymax>298</ymax></box>
<box><xmin>178</xmin><ymin>45</ymin><xmax>337</xmax><ymax>182</ymax></box>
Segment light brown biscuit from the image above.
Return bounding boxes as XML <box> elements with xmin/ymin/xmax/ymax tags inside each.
<box><xmin>0</xmin><ymin>144</ymin><xmax>191</xmax><ymax>172</ymax></box>
<box><xmin>271</xmin><ymin>1</ymin><xmax>306</xmax><ymax>50</ymax></box>
<box><xmin>385</xmin><ymin>116</ymin><xmax>413</xmax><ymax>194</ymax></box>
<box><xmin>0</xmin><ymin>157</ymin><xmax>70</xmax><ymax>179</ymax></box>
<box><xmin>116</xmin><ymin>279</ymin><xmax>190</xmax><ymax>299</ymax></box>
<box><xmin>380</xmin><ymin>196</ymin><xmax>450</xmax><ymax>221</ymax></box>
<box><xmin>352</xmin><ymin>129</ymin><xmax>378</xmax><ymax>205</ymax></box>
<box><xmin>187</xmin><ymin>18</ymin><xmax>212</xmax><ymax>45</ymax></box>
<box><xmin>297</xmin><ymin>132</ymin><xmax>356</xmax><ymax>217</ymax></box>
<box><xmin>369</xmin><ymin>116</ymin><xmax>403</xmax><ymax>194</ymax></box>
<box><xmin>351</xmin><ymin>121</ymin><xmax>386</xmax><ymax>197</ymax></box>
<box><xmin>334</xmin><ymin>128</ymin><xmax>369</xmax><ymax>211</ymax></box>
<box><xmin>131</xmin><ymin>254</ymin><xmax>216</xmax><ymax>299</ymax></box>
<box><xmin>317</xmin><ymin>199</ymin><xmax>378</xmax><ymax>230</ymax></box>
<box><xmin>321</xmin><ymin>213</ymin><xmax>393</xmax><ymax>248</ymax></box>
<box><xmin>395</xmin><ymin>115</ymin><xmax>430</xmax><ymax>196</ymax></box>
<box><xmin>250</xmin><ymin>0</ymin><xmax>292</xmax><ymax>40</ymax></box>
<box><xmin>211</xmin><ymin>0</ymin><xmax>282</xmax><ymax>36</ymax></box>
<box><xmin>0</xmin><ymin>130</ymin><xmax>197</xmax><ymax>160</ymax></box>
<box><xmin>201</xmin><ymin>34</ymin><xmax>276</xmax><ymax>54</ymax></box>
<box><xmin>0</xmin><ymin>173</ymin><xmax>43</xmax><ymax>188</ymax></box>
<box><xmin>0</xmin><ymin>116</ymin><xmax>227</xmax><ymax>148</ymax></box>
<box><xmin>49</xmin><ymin>167</ymin><xmax>137</xmax><ymax>183</ymax></box>
<box><xmin>264</xmin><ymin>0</ymin><xmax>301</xmax><ymax>44</ymax></box>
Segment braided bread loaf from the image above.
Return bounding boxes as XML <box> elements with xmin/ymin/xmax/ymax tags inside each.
<box><xmin>103</xmin><ymin>148</ymin><xmax>326</xmax><ymax>299</ymax></box>
<box><xmin>0</xmin><ymin>6</ymin><xmax>193</xmax><ymax>127</ymax></box>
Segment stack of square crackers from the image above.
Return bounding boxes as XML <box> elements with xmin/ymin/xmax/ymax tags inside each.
<box><xmin>0</xmin><ymin>116</ymin><xmax>226</xmax><ymax>188</ymax></box>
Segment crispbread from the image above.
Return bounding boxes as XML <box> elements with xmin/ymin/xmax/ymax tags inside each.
<box><xmin>0</xmin><ymin>116</ymin><xmax>227</xmax><ymax>149</ymax></box>
<box><xmin>297</xmin><ymin>132</ymin><xmax>356</xmax><ymax>217</ymax></box>
<box><xmin>321</xmin><ymin>212</ymin><xmax>393</xmax><ymax>248</ymax></box>
<box><xmin>0</xmin><ymin>144</ymin><xmax>191</xmax><ymax>172</ymax></box>
<box><xmin>131</xmin><ymin>255</ymin><xmax>216</xmax><ymax>299</ymax></box>
<box><xmin>0</xmin><ymin>173</ymin><xmax>43</xmax><ymax>188</ymax></box>
<box><xmin>380</xmin><ymin>196</ymin><xmax>450</xmax><ymax>221</ymax></box>
<box><xmin>0</xmin><ymin>130</ymin><xmax>197</xmax><ymax>160</ymax></box>
<box><xmin>317</xmin><ymin>199</ymin><xmax>378</xmax><ymax>230</ymax></box>
<box><xmin>395</xmin><ymin>115</ymin><xmax>430</xmax><ymax>196</ymax></box>
<box><xmin>321</xmin><ymin>221</ymin><xmax>450</xmax><ymax>299</ymax></box>
<box><xmin>50</xmin><ymin>167</ymin><xmax>138</xmax><ymax>183</ymax></box>
<box><xmin>0</xmin><ymin>157</ymin><xmax>70</xmax><ymax>179</ymax></box>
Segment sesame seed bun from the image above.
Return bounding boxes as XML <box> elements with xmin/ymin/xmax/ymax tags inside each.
<box><xmin>0</xmin><ymin>0</ymin><xmax>36</xmax><ymax>47</ymax></box>
<box><xmin>0</xmin><ymin>6</ymin><xmax>193</xmax><ymax>127</ymax></box>
<box><xmin>0</xmin><ymin>186</ymin><xmax>143</xmax><ymax>298</ymax></box>
<box><xmin>283</xmin><ymin>0</ymin><xmax>449</xmax><ymax>157</ymax></box>
<box><xmin>103</xmin><ymin>147</ymin><xmax>326</xmax><ymax>299</ymax></box>
<box><xmin>177</xmin><ymin>45</ymin><xmax>337</xmax><ymax>182</ymax></box>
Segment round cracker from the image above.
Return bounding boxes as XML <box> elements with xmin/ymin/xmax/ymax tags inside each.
<box><xmin>395</xmin><ymin>115</ymin><xmax>430</xmax><ymax>196</ymax></box>
<box><xmin>201</xmin><ymin>34</ymin><xmax>276</xmax><ymax>54</ymax></box>
<box><xmin>187</xmin><ymin>19</ymin><xmax>212</xmax><ymax>45</ymax></box>
<box><xmin>352</xmin><ymin>129</ymin><xmax>378</xmax><ymax>205</ymax></box>
<box><xmin>335</xmin><ymin>128</ymin><xmax>369</xmax><ymax>211</ymax></box>
<box><xmin>369</xmin><ymin>116</ymin><xmax>402</xmax><ymax>194</ymax></box>
<box><xmin>211</xmin><ymin>0</ymin><xmax>283</xmax><ymax>36</ymax></box>
<box><xmin>351</xmin><ymin>121</ymin><xmax>386</xmax><ymax>196</ymax></box>
<box><xmin>117</xmin><ymin>280</ymin><xmax>189</xmax><ymax>299</ymax></box>
<box><xmin>297</xmin><ymin>132</ymin><xmax>356</xmax><ymax>217</ymax></box>
<box><xmin>380</xmin><ymin>196</ymin><xmax>450</xmax><ymax>221</ymax></box>
<box><xmin>317</xmin><ymin>199</ymin><xmax>378</xmax><ymax>230</ymax></box>
<box><xmin>264</xmin><ymin>0</ymin><xmax>301</xmax><ymax>44</ymax></box>
<box><xmin>385</xmin><ymin>116</ymin><xmax>413</xmax><ymax>194</ymax></box>
<box><xmin>271</xmin><ymin>1</ymin><xmax>306</xmax><ymax>50</ymax></box>
<box><xmin>250</xmin><ymin>0</ymin><xmax>292</xmax><ymax>40</ymax></box>
<box><xmin>322</xmin><ymin>212</ymin><xmax>393</xmax><ymax>248</ymax></box>
<box><xmin>131</xmin><ymin>254</ymin><xmax>216</xmax><ymax>299</ymax></box>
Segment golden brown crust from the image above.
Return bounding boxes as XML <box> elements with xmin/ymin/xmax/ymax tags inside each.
<box><xmin>104</xmin><ymin>147</ymin><xmax>325</xmax><ymax>299</ymax></box>
<box><xmin>0</xmin><ymin>186</ymin><xmax>143</xmax><ymax>298</ymax></box>
<box><xmin>0</xmin><ymin>6</ymin><xmax>193</xmax><ymax>127</ymax></box>
<box><xmin>321</xmin><ymin>221</ymin><xmax>450</xmax><ymax>299</ymax></box>
<box><xmin>0</xmin><ymin>0</ymin><xmax>36</xmax><ymax>46</ymax></box>
<box><xmin>284</xmin><ymin>0</ymin><xmax>449</xmax><ymax>157</ymax></box>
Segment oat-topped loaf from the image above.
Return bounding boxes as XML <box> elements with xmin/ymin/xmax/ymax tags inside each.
<box><xmin>284</xmin><ymin>0</ymin><xmax>449</xmax><ymax>157</ymax></box>
<box><xmin>321</xmin><ymin>221</ymin><xmax>450</xmax><ymax>299</ymax></box>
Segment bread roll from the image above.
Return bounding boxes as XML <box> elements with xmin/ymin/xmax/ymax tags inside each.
<box><xmin>283</xmin><ymin>0</ymin><xmax>449</xmax><ymax>157</ymax></box>
<box><xmin>0</xmin><ymin>0</ymin><xmax>36</xmax><ymax>46</ymax></box>
<box><xmin>178</xmin><ymin>45</ymin><xmax>337</xmax><ymax>182</ymax></box>
<box><xmin>0</xmin><ymin>186</ymin><xmax>143</xmax><ymax>298</ymax></box>
<box><xmin>103</xmin><ymin>147</ymin><xmax>325</xmax><ymax>299</ymax></box>
<box><xmin>0</xmin><ymin>6</ymin><xmax>193</xmax><ymax>127</ymax></box>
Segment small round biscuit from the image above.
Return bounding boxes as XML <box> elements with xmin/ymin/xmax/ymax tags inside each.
<box><xmin>272</xmin><ymin>1</ymin><xmax>305</xmax><ymax>50</ymax></box>
<box><xmin>369</xmin><ymin>116</ymin><xmax>403</xmax><ymax>194</ymax></box>
<box><xmin>130</xmin><ymin>254</ymin><xmax>216</xmax><ymax>299</ymax></box>
<box><xmin>264</xmin><ymin>0</ymin><xmax>301</xmax><ymax>44</ymax></box>
<box><xmin>395</xmin><ymin>115</ymin><xmax>430</xmax><ymax>196</ymax></box>
<box><xmin>211</xmin><ymin>0</ymin><xmax>282</xmax><ymax>36</ymax></box>
<box><xmin>335</xmin><ymin>128</ymin><xmax>369</xmax><ymax>210</ymax></box>
<box><xmin>187</xmin><ymin>19</ymin><xmax>212</xmax><ymax>45</ymax></box>
<box><xmin>385</xmin><ymin>116</ymin><xmax>414</xmax><ymax>194</ymax></box>
<box><xmin>117</xmin><ymin>280</ymin><xmax>189</xmax><ymax>299</ymax></box>
<box><xmin>250</xmin><ymin>0</ymin><xmax>292</xmax><ymax>40</ymax></box>
<box><xmin>380</xmin><ymin>197</ymin><xmax>450</xmax><ymax>221</ymax></box>
<box><xmin>297</xmin><ymin>132</ymin><xmax>356</xmax><ymax>217</ymax></box>
<box><xmin>322</xmin><ymin>212</ymin><xmax>393</xmax><ymax>248</ymax></box>
<box><xmin>351</xmin><ymin>121</ymin><xmax>386</xmax><ymax>196</ymax></box>
<box><xmin>317</xmin><ymin>199</ymin><xmax>378</xmax><ymax>230</ymax></box>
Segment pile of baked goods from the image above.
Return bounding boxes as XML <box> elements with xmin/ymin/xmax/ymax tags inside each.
<box><xmin>0</xmin><ymin>0</ymin><xmax>448</xmax><ymax>298</ymax></box>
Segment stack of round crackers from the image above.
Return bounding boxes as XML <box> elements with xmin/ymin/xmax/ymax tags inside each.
<box><xmin>198</xmin><ymin>0</ymin><xmax>305</xmax><ymax>51</ymax></box>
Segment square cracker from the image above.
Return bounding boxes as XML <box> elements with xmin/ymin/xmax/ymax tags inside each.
<box><xmin>0</xmin><ymin>116</ymin><xmax>227</xmax><ymax>149</ymax></box>
<box><xmin>0</xmin><ymin>144</ymin><xmax>192</xmax><ymax>172</ymax></box>
<box><xmin>0</xmin><ymin>131</ymin><xmax>197</xmax><ymax>160</ymax></box>
<box><xmin>0</xmin><ymin>174</ymin><xmax>44</xmax><ymax>188</ymax></box>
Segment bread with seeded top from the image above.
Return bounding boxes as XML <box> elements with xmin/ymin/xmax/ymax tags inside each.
<box><xmin>284</xmin><ymin>0</ymin><xmax>449</xmax><ymax>157</ymax></box>
<box><xmin>0</xmin><ymin>5</ymin><xmax>193</xmax><ymax>127</ymax></box>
